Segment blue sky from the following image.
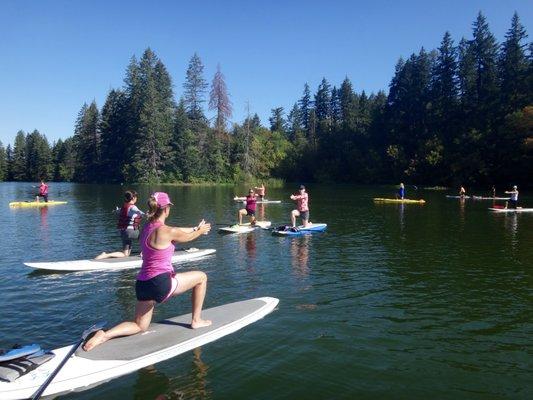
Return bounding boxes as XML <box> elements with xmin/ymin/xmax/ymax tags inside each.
<box><xmin>0</xmin><ymin>0</ymin><xmax>531</xmax><ymax>145</ymax></box>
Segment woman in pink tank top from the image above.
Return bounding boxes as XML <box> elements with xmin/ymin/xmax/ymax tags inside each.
<box><xmin>84</xmin><ymin>192</ymin><xmax>212</xmax><ymax>351</ymax></box>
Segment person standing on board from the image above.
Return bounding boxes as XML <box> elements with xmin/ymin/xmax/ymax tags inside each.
<box><xmin>290</xmin><ymin>185</ymin><xmax>310</xmax><ymax>228</ymax></box>
<box><xmin>84</xmin><ymin>192</ymin><xmax>212</xmax><ymax>351</ymax></box>
<box><xmin>459</xmin><ymin>186</ymin><xmax>467</xmax><ymax>198</ymax></box>
<box><xmin>505</xmin><ymin>185</ymin><xmax>519</xmax><ymax>209</ymax></box>
<box><xmin>396</xmin><ymin>183</ymin><xmax>405</xmax><ymax>200</ymax></box>
<box><xmin>34</xmin><ymin>180</ymin><xmax>49</xmax><ymax>203</ymax></box>
<box><xmin>254</xmin><ymin>183</ymin><xmax>266</xmax><ymax>200</ymax></box>
<box><xmin>96</xmin><ymin>190</ymin><xmax>145</xmax><ymax>260</ymax></box>
<box><xmin>235</xmin><ymin>189</ymin><xmax>258</xmax><ymax>225</ymax></box>
<box><xmin>491</xmin><ymin>185</ymin><xmax>496</xmax><ymax>198</ymax></box>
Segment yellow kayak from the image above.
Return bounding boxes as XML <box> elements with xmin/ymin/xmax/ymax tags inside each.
<box><xmin>9</xmin><ymin>200</ymin><xmax>68</xmax><ymax>208</ymax></box>
<box><xmin>373</xmin><ymin>198</ymin><xmax>426</xmax><ymax>204</ymax></box>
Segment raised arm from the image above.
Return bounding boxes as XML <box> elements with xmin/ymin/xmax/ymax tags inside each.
<box><xmin>168</xmin><ymin>220</ymin><xmax>211</xmax><ymax>243</ymax></box>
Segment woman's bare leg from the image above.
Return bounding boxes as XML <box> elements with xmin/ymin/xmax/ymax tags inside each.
<box><xmin>291</xmin><ymin>210</ymin><xmax>300</xmax><ymax>227</ymax></box>
<box><xmin>172</xmin><ymin>271</ymin><xmax>212</xmax><ymax>329</ymax></box>
<box><xmin>95</xmin><ymin>251</ymin><xmax>127</xmax><ymax>260</ymax></box>
<box><xmin>83</xmin><ymin>301</ymin><xmax>155</xmax><ymax>351</ymax></box>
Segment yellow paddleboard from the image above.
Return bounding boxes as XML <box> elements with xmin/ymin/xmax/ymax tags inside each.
<box><xmin>9</xmin><ymin>200</ymin><xmax>68</xmax><ymax>208</ymax></box>
<box><xmin>373</xmin><ymin>198</ymin><xmax>426</xmax><ymax>204</ymax></box>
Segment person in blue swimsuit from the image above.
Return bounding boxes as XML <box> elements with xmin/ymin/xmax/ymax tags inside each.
<box><xmin>396</xmin><ymin>183</ymin><xmax>405</xmax><ymax>200</ymax></box>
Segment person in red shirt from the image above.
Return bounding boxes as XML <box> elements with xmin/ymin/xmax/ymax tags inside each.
<box><xmin>290</xmin><ymin>185</ymin><xmax>310</xmax><ymax>227</ymax></box>
<box><xmin>35</xmin><ymin>180</ymin><xmax>49</xmax><ymax>203</ymax></box>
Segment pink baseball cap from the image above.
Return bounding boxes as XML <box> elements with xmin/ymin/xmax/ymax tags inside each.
<box><xmin>152</xmin><ymin>192</ymin><xmax>173</xmax><ymax>208</ymax></box>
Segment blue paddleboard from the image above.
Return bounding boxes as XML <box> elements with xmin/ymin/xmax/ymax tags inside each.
<box><xmin>272</xmin><ymin>223</ymin><xmax>327</xmax><ymax>236</ymax></box>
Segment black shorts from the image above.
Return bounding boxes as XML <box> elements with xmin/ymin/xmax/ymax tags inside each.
<box><xmin>300</xmin><ymin>210</ymin><xmax>309</xmax><ymax>220</ymax></box>
<box><xmin>509</xmin><ymin>199</ymin><xmax>518</xmax><ymax>209</ymax></box>
<box><xmin>120</xmin><ymin>229</ymin><xmax>139</xmax><ymax>249</ymax></box>
<box><xmin>37</xmin><ymin>194</ymin><xmax>48</xmax><ymax>202</ymax></box>
<box><xmin>136</xmin><ymin>272</ymin><xmax>176</xmax><ymax>303</ymax></box>
<box><xmin>246</xmin><ymin>208</ymin><xmax>256</xmax><ymax>216</ymax></box>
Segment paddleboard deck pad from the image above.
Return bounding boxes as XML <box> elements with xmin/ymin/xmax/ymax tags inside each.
<box><xmin>24</xmin><ymin>248</ymin><xmax>216</xmax><ymax>271</ymax></box>
<box><xmin>218</xmin><ymin>221</ymin><xmax>271</xmax><ymax>234</ymax></box>
<box><xmin>0</xmin><ymin>297</ymin><xmax>278</xmax><ymax>399</ymax></box>
<box><xmin>373</xmin><ymin>198</ymin><xmax>426</xmax><ymax>204</ymax></box>
<box><xmin>9</xmin><ymin>201</ymin><xmax>68</xmax><ymax>208</ymax></box>
<box><xmin>488</xmin><ymin>207</ymin><xmax>533</xmax><ymax>213</ymax></box>
<box><xmin>272</xmin><ymin>223</ymin><xmax>327</xmax><ymax>236</ymax></box>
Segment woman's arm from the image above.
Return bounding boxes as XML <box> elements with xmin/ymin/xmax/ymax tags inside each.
<box><xmin>168</xmin><ymin>220</ymin><xmax>211</xmax><ymax>243</ymax></box>
<box><xmin>234</xmin><ymin>196</ymin><xmax>246</xmax><ymax>201</ymax></box>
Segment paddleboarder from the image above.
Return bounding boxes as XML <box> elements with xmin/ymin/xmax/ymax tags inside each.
<box><xmin>95</xmin><ymin>190</ymin><xmax>145</xmax><ymax>260</ymax></box>
<box><xmin>505</xmin><ymin>185</ymin><xmax>519</xmax><ymax>209</ymax></box>
<box><xmin>459</xmin><ymin>186</ymin><xmax>467</xmax><ymax>198</ymax></box>
<box><xmin>84</xmin><ymin>192</ymin><xmax>212</xmax><ymax>351</ymax></box>
<box><xmin>290</xmin><ymin>185</ymin><xmax>310</xmax><ymax>228</ymax></box>
<box><xmin>34</xmin><ymin>180</ymin><xmax>49</xmax><ymax>203</ymax></box>
<box><xmin>396</xmin><ymin>183</ymin><xmax>405</xmax><ymax>200</ymax></box>
<box><xmin>235</xmin><ymin>189</ymin><xmax>258</xmax><ymax>226</ymax></box>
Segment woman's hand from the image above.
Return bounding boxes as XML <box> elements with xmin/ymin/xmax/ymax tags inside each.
<box><xmin>197</xmin><ymin>219</ymin><xmax>211</xmax><ymax>235</ymax></box>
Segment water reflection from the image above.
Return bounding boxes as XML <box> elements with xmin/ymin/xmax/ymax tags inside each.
<box><xmin>135</xmin><ymin>347</ymin><xmax>210</xmax><ymax>400</ymax></box>
<box><xmin>291</xmin><ymin>235</ymin><xmax>310</xmax><ymax>277</ymax></box>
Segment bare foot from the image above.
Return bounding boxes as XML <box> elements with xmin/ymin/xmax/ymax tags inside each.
<box><xmin>94</xmin><ymin>252</ymin><xmax>107</xmax><ymax>260</ymax></box>
<box><xmin>83</xmin><ymin>330</ymin><xmax>107</xmax><ymax>351</ymax></box>
<box><xmin>191</xmin><ymin>319</ymin><xmax>212</xmax><ymax>329</ymax></box>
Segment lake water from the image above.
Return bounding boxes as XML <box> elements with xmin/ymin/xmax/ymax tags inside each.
<box><xmin>0</xmin><ymin>182</ymin><xmax>531</xmax><ymax>399</ymax></box>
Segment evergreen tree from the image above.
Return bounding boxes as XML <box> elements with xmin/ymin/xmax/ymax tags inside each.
<box><xmin>330</xmin><ymin>86</ymin><xmax>342</xmax><ymax>127</ymax></box>
<box><xmin>269</xmin><ymin>107</ymin><xmax>286</xmax><ymax>134</ymax></box>
<box><xmin>172</xmin><ymin>100</ymin><xmax>200</xmax><ymax>181</ymax></box>
<box><xmin>298</xmin><ymin>83</ymin><xmax>311</xmax><ymax>130</ymax></box>
<box><xmin>25</xmin><ymin>130</ymin><xmax>51</xmax><ymax>181</ymax></box>
<box><xmin>0</xmin><ymin>141</ymin><xmax>6</xmax><ymax>181</ymax></box>
<box><xmin>99</xmin><ymin>89</ymin><xmax>129</xmax><ymax>182</ymax></box>
<box><xmin>73</xmin><ymin>101</ymin><xmax>100</xmax><ymax>182</ymax></box>
<box><xmin>11</xmin><ymin>130</ymin><xmax>27</xmax><ymax>181</ymax></box>
<box><xmin>287</xmin><ymin>103</ymin><xmax>302</xmax><ymax>140</ymax></box>
<box><xmin>314</xmin><ymin>78</ymin><xmax>331</xmax><ymax>121</ymax></box>
<box><xmin>5</xmin><ymin>144</ymin><xmax>13</xmax><ymax>180</ymax></box>
<box><xmin>183</xmin><ymin>53</ymin><xmax>208</xmax><ymax>120</ymax></box>
<box><xmin>498</xmin><ymin>12</ymin><xmax>529</xmax><ymax>115</ymax></box>
<box><xmin>339</xmin><ymin>77</ymin><xmax>357</xmax><ymax>130</ymax></box>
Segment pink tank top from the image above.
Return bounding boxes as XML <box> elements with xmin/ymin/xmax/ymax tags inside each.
<box><xmin>137</xmin><ymin>221</ymin><xmax>176</xmax><ymax>281</ymax></box>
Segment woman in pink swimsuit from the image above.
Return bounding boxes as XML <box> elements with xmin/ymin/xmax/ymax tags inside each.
<box><xmin>84</xmin><ymin>192</ymin><xmax>212</xmax><ymax>351</ymax></box>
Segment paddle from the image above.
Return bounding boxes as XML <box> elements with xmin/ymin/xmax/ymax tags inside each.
<box><xmin>31</xmin><ymin>321</ymin><xmax>106</xmax><ymax>400</ymax></box>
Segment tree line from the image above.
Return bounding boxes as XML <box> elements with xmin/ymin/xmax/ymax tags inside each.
<box><xmin>0</xmin><ymin>12</ymin><xmax>531</xmax><ymax>186</ymax></box>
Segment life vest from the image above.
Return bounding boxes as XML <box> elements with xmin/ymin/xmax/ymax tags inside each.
<box><xmin>117</xmin><ymin>203</ymin><xmax>142</xmax><ymax>230</ymax></box>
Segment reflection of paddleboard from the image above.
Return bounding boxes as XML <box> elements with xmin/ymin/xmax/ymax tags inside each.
<box><xmin>488</xmin><ymin>207</ymin><xmax>533</xmax><ymax>213</ymax></box>
<box><xmin>218</xmin><ymin>221</ymin><xmax>271</xmax><ymax>234</ymax></box>
<box><xmin>9</xmin><ymin>201</ymin><xmax>68</xmax><ymax>208</ymax></box>
<box><xmin>471</xmin><ymin>196</ymin><xmax>509</xmax><ymax>200</ymax></box>
<box><xmin>373</xmin><ymin>198</ymin><xmax>426</xmax><ymax>204</ymax></box>
<box><xmin>24</xmin><ymin>249</ymin><xmax>216</xmax><ymax>271</ymax></box>
<box><xmin>272</xmin><ymin>223</ymin><xmax>327</xmax><ymax>236</ymax></box>
<box><xmin>0</xmin><ymin>345</ymin><xmax>41</xmax><ymax>362</ymax></box>
<box><xmin>0</xmin><ymin>297</ymin><xmax>279</xmax><ymax>400</ymax></box>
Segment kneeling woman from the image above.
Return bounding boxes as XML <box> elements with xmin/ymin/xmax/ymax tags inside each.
<box><xmin>84</xmin><ymin>192</ymin><xmax>212</xmax><ymax>351</ymax></box>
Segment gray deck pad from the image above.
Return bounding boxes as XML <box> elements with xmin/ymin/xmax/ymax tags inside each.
<box><xmin>77</xmin><ymin>299</ymin><xmax>266</xmax><ymax>361</ymax></box>
<box><xmin>90</xmin><ymin>249</ymin><xmax>195</xmax><ymax>264</ymax></box>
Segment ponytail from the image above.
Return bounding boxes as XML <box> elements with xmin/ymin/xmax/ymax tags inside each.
<box><xmin>146</xmin><ymin>196</ymin><xmax>165</xmax><ymax>222</ymax></box>
<box><xmin>124</xmin><ymin>190</ymin><xmax>138</xmax><ymax>202</ymax></box>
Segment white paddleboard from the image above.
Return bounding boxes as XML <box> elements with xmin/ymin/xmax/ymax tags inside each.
<box><xmin>218</xmin><ymin>221</ymin><xmax>271</xmax><ymax>234</ymax></box>
<box><xmin>488</xmin><ymin>207</ymin><xmax>533</xmax><ymax>213</ymax></box>
<box><xmin>24</xmin><ymin>249</ymin><xmax>216</xmax><ymax>271</ymax></box>
<box><xmin>0</xmin><ymin>297</ymin><xmax>278</xmax><ymax>400</ymax></box>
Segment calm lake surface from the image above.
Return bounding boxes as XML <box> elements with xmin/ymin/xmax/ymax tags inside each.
<box><xmin>0</xmin><ymin>182</ymin><xmax>531</xmax><ymax>400</ymax></box>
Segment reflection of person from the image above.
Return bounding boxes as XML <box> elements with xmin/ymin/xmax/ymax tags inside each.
<box><xmin>395</xmin><ymin>183</ymin><xmax>405</xmax><ymax>199</ymax></box>
<box><xmin>35</xmin><ymin>180</ymin><xmax>49</xmax><ymax>203</ymax></box>
<box><xmin>84</xmin><ymin>192</ymin><xmax>212</xmax><ymax>351</ymax></box>
<box><xmin>254</xmin><ymin>183</ymin><xmax>266</xmax><ymax>200</ymax></box>
<box><xmin>96</xmin><ymin>190</ymin><xmax>144</xmax><ymax>259</ymax></box>
<box><xmin>290</xmin><ymin>185</ymin><xmax>310</xmax><ymax>227</ymax></box>
<box><xmin>235</xmin><ymin>189</ymin><xmax>258</xmax><ymax>225</ymax></box>
<box><xmin>505</xmin><ymin>185</ymin><xmax>519</xmax><ymax>209</ymax></box>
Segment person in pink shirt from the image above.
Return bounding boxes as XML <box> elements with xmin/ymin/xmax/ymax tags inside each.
<box><xmin>235</xmin><ymin>189</ymin><xmax>258</xmax><ymax>225</ymax></box>
<box><xmin>290</xmin><ymin>185</ymin><xmax>310</xmax><ymax>227</ymax></box>
<box><xmin>84</xmin><ymin>192</ymin><xmax>212</xmax><ymax>351</ymax></box>
<box><xmin>34</xmin><ymin>180</ymin><xmax>49</xmax><ymax>203</ymax></box>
